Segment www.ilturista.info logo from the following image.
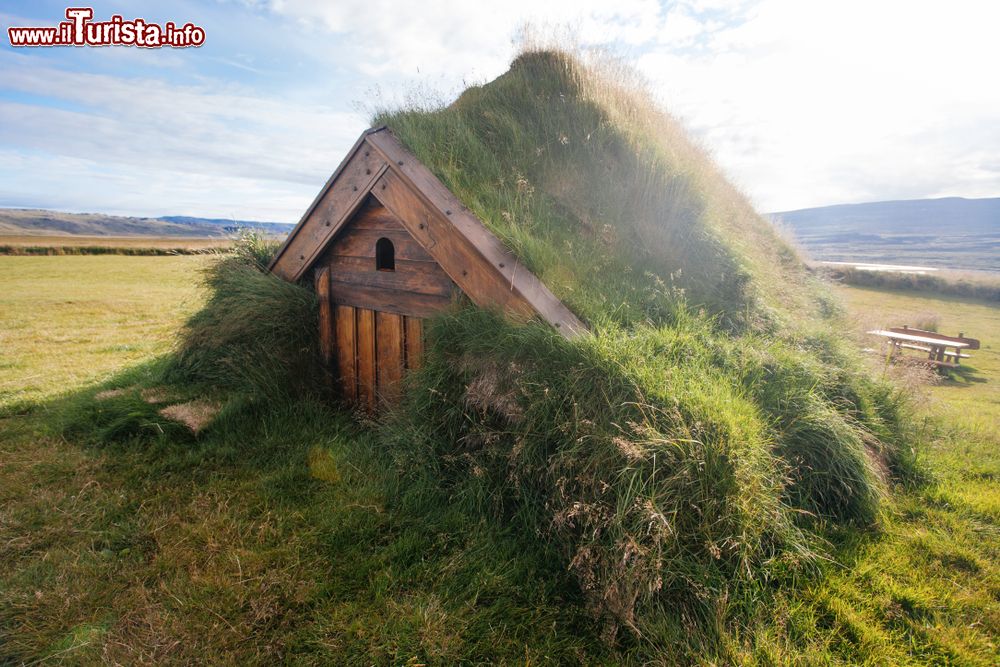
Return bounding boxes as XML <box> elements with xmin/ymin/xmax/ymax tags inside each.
<box><xmin>7</xmin><ymin>7</ymin><xmax>205</xmax><ymax>48</ymax></box>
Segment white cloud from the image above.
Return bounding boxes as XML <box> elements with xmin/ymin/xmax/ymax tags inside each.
<box><xmin>0</xmin><ymin>50</ymin><xmax>367</xmax><ymax>220</ymax></box>
<box><xmin>2</xmin><ymin>0</ymin><xmax>999</xmax><ymax>218</ymax></box>
<box><xmin>0</xmin><ymin>148</ymin><xmax>309</xmax><ymax>220</ymax></box>
<box><xmin>265</xmin><ymin>0</ymin><xmax>672</xmax><ymax>78</ymax></box>
<box><xmin>263</xmin><ymin>0</ymin><xmax>1000</xmax><ymax>211</ymax></box>
<box><xmin>636</xmin><ymin>0</ymin><xmax>1000</xmax><ymax>210</ymax></box>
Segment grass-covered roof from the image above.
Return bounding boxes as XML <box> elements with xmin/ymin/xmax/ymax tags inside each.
<box><xmin>376</xmin><ymin>49</ymin><xmax>827</xmax><ymax>331</ymax></box>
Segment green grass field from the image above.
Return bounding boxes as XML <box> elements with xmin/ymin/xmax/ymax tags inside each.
<box><xmin>834</xmin><ymin>284</ymin><xmax>1000</xmax><ymax>432</ymax></box>
<box><xmin>1</xmin><ymin>256</ymin><xmax>997</xmax><ymax>664</ymax></box>
<box><xmin>0</xmin><ymin>256</ymin><xmax>209</xmax><ymax>409</ymax></box>
<box><xmin>0</xmin><ymin>235</ymin><xmax>234</xmax><ymax>257</ymax></box>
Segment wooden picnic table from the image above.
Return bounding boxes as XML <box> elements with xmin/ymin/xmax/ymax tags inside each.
<box><xmin>868</xmin><ymin>329</ymin><xmax>970</xmax><ymax>366</ymax></box>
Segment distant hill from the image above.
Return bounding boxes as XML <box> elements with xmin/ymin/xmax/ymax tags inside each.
<box><xmin>770</xmin><ymin>197</ymin><xmax>1000</xmax><ymax>273</ymax></box>
<box><xmin>0</xmin><ymin>208</ymin><xmax>294</xmax><ymax>238</ymax></box>
<box><xmin>158</xmin><ymin>216</ymin><xmax>294</xmax><ymax>236</ymax></box>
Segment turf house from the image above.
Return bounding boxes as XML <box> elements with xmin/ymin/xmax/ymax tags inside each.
<box><xmin>269</xmin><ymin>127</ymin><xmax>585</xmax><ymax>410</ymax></box>
<box><xmin>163</xmin><ymin>49</ymin><xmax>921</xmax><ymax>655</ymax></box>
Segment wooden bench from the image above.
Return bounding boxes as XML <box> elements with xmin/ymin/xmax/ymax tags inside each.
<box><xmin>887</xmin><ymin>326</ymin><xmax>979</xmax><ymax>349</ymax></box>
<box><xmin>887</xmin><ymin>326</ymin><xmax>979</xmax><ymax>364</ymax></box>
<box><xmin>925</xmin><ymin>359</ymin><xmax>959</xmax><ymax>369</ymax></box>
<box><xmin>868</xmin><ymin>326</ymin><xmax>979</xmax><ymax>370</ymax></box>
<box><xmin>896</xmin><ymin>343</ymin><xmax>967</xmax><ymax>358</ymax></box>
<box><xmin>898</xmin><ymin>343</ymin><xmax>932</xmax><ymax>353</ymax></box>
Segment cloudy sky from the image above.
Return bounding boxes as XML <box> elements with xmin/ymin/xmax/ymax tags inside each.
<box><xmin>1</xmin><ymin>0</ymin><xmax>998</xmax><ymax>221</ymax></box>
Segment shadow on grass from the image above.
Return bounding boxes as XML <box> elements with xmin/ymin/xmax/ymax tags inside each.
<box><xmin>9</xmin><ymin>348</ymin><xmax>983</xmax><ymax>665</ymax></box>
<box><xmin>942</xmin><ymin>363</ymin><xmax>988</xmax><ymax>386</ymax></box>
<box><xmin>0</xmin><ymin>359</ymin><xmax>615</xmax><ymax>665</ymax></box>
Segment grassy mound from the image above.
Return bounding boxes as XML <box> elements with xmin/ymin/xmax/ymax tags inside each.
<box><xmin>368</xmin><ymin>49</ymin><xmax>918</xmax><ymax>640</ymax></box>
<box><xmin>382</xmin><ymin>310</ymin><xmax>805</xmax><ymax>637</ymax></box>
<box><xmin>380</xmin><ymin>308</ymin><xmax>915</xmax><ymax>639</ymax></box>
<box><xmin>375</xmin><ymin>49</ymin><xmax>828</xmax><ymax>330</ymax></box>
<box><xmin>123</xmin><ymin>50</ymin><xmax>922</xmax><ymax>652</ymax></box>
<box><xmin>165</xmin><ymin>234</ymin><xmax>325</xmax><ymax>400</ymax></box>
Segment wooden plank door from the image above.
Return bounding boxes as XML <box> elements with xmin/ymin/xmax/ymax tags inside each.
<box><xmin>375</xmin><ymin>311</ymin><xmax>405</xmax><ymax>403</ymax></box>
<box><xmin>319</xmin><ymin>264</ymin><xmax>426</xmax><ymax>409</ymax></box>
<box><xmin>322</xmin><ymin>299</ymin><xmax>424</xmax><ymax>410</ymax></box>
<box><xmin>356</xmin><ymin>308</ymin><xmax>377</xmax><ymax>410</ymax></box>
<box><xmin>334</xmin><ymin>304</ymin><xmax>357</xmax><ymax>401</ymax></box>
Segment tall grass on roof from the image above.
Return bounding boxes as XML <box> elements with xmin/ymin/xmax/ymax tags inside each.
<box><xmin>374</xmin><ymin>49</ymin><xmax>823</xmax><ymax>331</ymax></box>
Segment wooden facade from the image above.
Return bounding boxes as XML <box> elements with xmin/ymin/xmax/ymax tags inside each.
<box><xmin>311</xmin><ymin>197</ymin><xmax>455</xmax><ymax>409</ymax></box>
<box><xmin>270</xmin><ymin>127</ymin><xmax>585</xmax><ymax>409</ymax></box>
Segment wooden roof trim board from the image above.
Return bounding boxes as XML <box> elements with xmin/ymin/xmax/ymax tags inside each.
<box><xmin>269</xmin><ymin>133</ymin><xmax>389</xmax><ymax>283</ymax></box>
<box><xmin>270</xmin><ymin>127</ymin><xmax>587</xmax><ymax>338</ymax></box>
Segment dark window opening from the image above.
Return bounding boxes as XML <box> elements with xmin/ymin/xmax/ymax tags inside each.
<box><xmin>375</xmin><ymin>237</ymin><xmax>395</xmax><ymax>271</ymax></box>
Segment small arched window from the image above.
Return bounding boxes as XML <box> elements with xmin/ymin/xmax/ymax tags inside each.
<box><xmin>375</xmin><ymin>237</ymin><xmax>395</xmax><ymax>271</ymax></box>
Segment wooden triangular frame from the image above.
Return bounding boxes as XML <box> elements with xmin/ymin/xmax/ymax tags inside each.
<box><xmin>270</xmin><ymin>127</ymin><xmax>586</xmax><ymax>338</ymax></box>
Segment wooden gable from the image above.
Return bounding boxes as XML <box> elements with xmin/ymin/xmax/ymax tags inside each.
<box><xmin>270</xmin><ymin>127</ymin><xmax>586</xmax><ymax>409</ymax></box>
<box><xmin>311</xmin><ymin>196</ymin><xmax>457</xmax><ymax>408</ymax></box>
<box><xmin>317</xmin><ymin>196</ymin><xmax>459</xmax><ymax>318</ymax></box>
<box><xmin>269</xmin><ymin>127</ymin><xmax>586</xmax><ymax>338</ymax></box>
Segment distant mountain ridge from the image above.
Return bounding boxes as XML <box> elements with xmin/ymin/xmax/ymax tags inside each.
<box><xmin>0</xmin><ymin>208</ymin><xmax>294</xmax><ymax>238</ymax></box>
<box><xmin>771</xmin><ymin>197</ymin><xmax>1000</xmax><ymax>235</ymax></box>
<box><xmin>157</xmin><ymin>215</ymin><xmax>294</xmax><ymax>235</ymax></box>
<box><xmin>769</xmin><ymin>197</ymin><xmax>1000</xmax><ymax>273</ymax></box>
